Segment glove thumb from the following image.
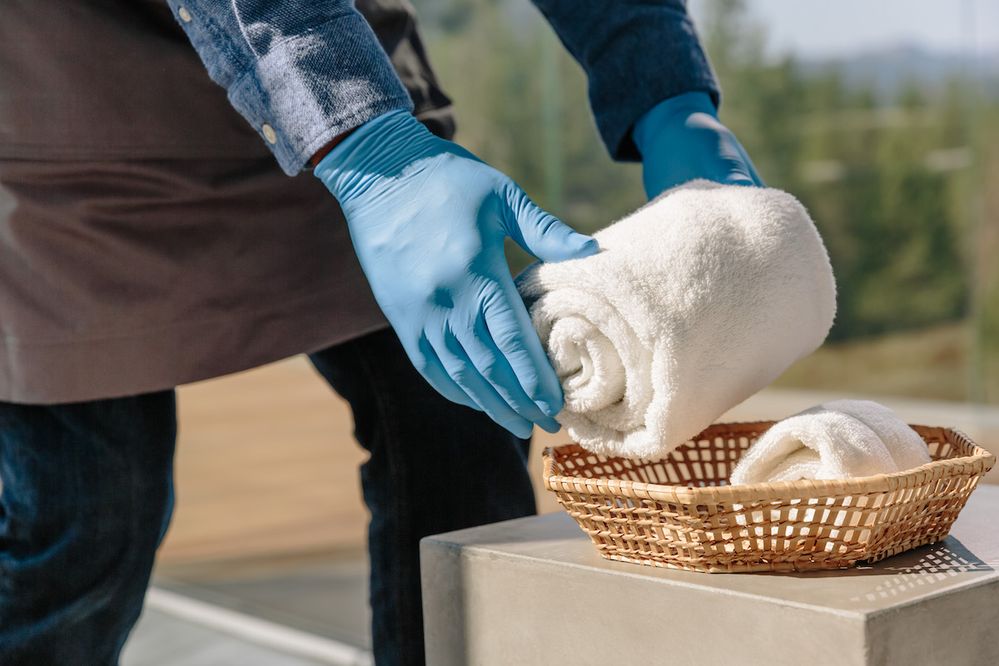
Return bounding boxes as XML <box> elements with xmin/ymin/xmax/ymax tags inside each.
<box><xmin>504</xmin><ymin>185</ymin><xmax>599</xmax><ymax>263</ymax></box>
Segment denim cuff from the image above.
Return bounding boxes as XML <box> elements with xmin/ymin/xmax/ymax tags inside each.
<box><xmin>226</xmin><ymin>10</ymin><xmax>414</xmax><ymax>175</ymax></box>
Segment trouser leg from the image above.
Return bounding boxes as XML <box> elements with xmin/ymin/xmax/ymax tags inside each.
<box><xmin>309</xmin><ymin>328</ymin><xmax>537</xmax><ymax>666</ymax></box>
<box><xmin>0</xmin><ymin>392</ymin><xmax>177</xmax><ymax>665</ymax></box>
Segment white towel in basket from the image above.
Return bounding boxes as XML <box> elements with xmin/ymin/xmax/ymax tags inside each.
<box><xmin>729</xmin><ymin>400</ymin><xmax>932</xmax><ymax>484</ymax></box>
<box><xmin>516</xmin><ymin>181</ymin><xmax>836</xmax><ymax>459</ymax></box>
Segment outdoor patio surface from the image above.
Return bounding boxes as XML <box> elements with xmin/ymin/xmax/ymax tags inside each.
<box><xmin>124</xmin><ymin>606</ymin><xmax>335</xmax><ymax>666</ymax></box>
<box><xmin>155</xmin><ymin>553</ymin><xmax>370</xmax><ymax>650</ymax></box>
<box><xmin>125</xmin><ymin>356</ymin><xmax>999</xmax><ymax>664</ymax></box>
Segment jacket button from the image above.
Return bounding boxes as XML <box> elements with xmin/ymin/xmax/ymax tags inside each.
<box><xmin>262</xmin><ymin>124</ymin><xmax>278</xmax><ymax>144</ymax></box>
<box><xmin>178</xmin><ymin>7</ymin><xmax>193</xmax><ymax>22</ymax></box>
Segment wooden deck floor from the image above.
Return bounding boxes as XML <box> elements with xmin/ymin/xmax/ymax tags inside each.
<box><xmin>160</xmin><ymin>357</ymin><xmax>368</xmax><ymax>564</ymax></box>
<box><xmin>160</xmin><ymin>356</ymin><xmax>565</xmax><ymax>567</ymax></box>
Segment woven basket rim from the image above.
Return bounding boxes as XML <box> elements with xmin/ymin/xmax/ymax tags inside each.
<box><xmin>543</xmin><ymin>421</ymin><xmax>996</xmax><ymax>505</ymax></box>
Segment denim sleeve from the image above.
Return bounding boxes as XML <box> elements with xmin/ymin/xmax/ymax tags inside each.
<box><xmin>530</xmin><ymin>0</ymin><xmax>719</xmax><ymax>162</ymax></box>
<box><xmin>165</xmin><ymin>1</ymin><xmax>413</xmax><ymax>175</ymax></box>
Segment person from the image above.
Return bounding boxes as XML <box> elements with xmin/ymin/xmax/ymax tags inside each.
<box><xmin>0</xmin><ymin>1</ymin><xmax>760</xmax><ymax>663</ymax></box>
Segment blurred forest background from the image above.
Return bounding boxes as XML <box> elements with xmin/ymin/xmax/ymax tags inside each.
<box><xmin>418</xmin><ymin>0</ymin><xmax>999</xmax><ymax>404</ymax></box>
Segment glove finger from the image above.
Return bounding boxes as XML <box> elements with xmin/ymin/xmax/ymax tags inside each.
<box><xmin>426</xmin><ymin>324</ymin><xmax>536</xmax><ymax>439</ymax></box>
<box><xmin>502</xmin><ymin>184</ymin><xmax>598</xmax><ymax>263</ymax></box>
<box><xmin>458</xmin><ymin>313</ymin><xmax>561</xmax><ymax>432</ymax></box>
<box><xmin>403</xmin><ymin>332</ymin><xmax>481</xmax><ymax>410</ymax></box>
<box><xmin>716</xmin><ymin>131</ymin><xmax>762</xmax><ymax>186</ymax></box>
<box><xmin>736</xmin><ymin>141</ymin><xmax>765</xmax><ymax>186</ymax></box>
<box><xmin>480</xmin><ymin>277</ymin><xmax>564</xmax><ymax>418</ymax></box>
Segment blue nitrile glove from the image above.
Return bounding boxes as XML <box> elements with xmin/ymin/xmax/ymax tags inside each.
<box><xmin>315</xmin><ymin>110</ymin><xmax>598</xmax><ymax>439</ymax></box>
<box><xmin>633</xmin><ymin>92</ymin><xmax>764</xmax><ymax>199</ymax></box>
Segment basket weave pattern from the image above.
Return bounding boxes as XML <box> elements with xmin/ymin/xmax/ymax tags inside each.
<box><xmin>543</xmin><ymin>422</ymin><xmax>995</xmax><ymax>573</ymax></box>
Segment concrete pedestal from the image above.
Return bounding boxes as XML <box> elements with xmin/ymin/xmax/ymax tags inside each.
<box><xmin>422</xmin><ymin>485</ymin><xmax>999</xmax><ymax>666</ymax></box>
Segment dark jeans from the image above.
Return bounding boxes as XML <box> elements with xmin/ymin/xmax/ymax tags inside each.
<box><xmin>0</xmin><ymin>328</ymin><xmax>537</xmax><ymax>665</ymax></box>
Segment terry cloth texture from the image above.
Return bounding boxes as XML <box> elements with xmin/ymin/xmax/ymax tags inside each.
<box><xmin>517</xmin><ymin>181</ymin><xmax>837</xmax><ymax>460</ymax></box>
<box><xmin>729</xmin><ymin>399</ymin><xmax>932</xmax><ymax>484</ymax></box>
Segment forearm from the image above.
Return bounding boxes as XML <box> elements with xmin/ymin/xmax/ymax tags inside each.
<box><xmin>167</xmin><ymin>1</ymin><xmax>412</xmax><ymax>174</ymax></box>
<box><xmin>530</xmin><ymin>0</ymin><xmax>718</xmax><ymax>161</ymax></box>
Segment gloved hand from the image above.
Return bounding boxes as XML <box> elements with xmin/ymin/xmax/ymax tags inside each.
<box><xmin>315</xmin><ymin>110</ymin><xmax>598</xmax><ymax>439</ymax></box>
<box><xmin>633</xmin><ymin>91</ymin><xmax>763</xmax><ymax>199</ymax></box>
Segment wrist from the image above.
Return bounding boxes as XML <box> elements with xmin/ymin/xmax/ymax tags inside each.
<box><xmin>633</xmin><ymin>91</ymin><xmax>718</xmax><ymax>158</ymax></box>
<box><xmin>310</xmin><ymin>130</ymin><xmax>356</xmax><ymax>168</ymax></box>
<box><xmin>314</xmin><ymin>110</ymin><xmax>433</xmax><ymax>199</ymax></box>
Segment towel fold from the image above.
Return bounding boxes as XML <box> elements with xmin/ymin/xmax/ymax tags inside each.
<box><xmin>517</xmin><ymin>181</ymin><xmax>836</xmax><ymax>459</ymax></box>
<box><xmin>729</xmin><ymin>400</ymin><xmax>932</xmax><ymax>484</ymax></box>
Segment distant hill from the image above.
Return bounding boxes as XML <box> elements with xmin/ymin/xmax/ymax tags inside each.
<box><xmin>797</xmin><ymin>44</ymin><xmax>999</xmax><ymax>101</ymax></box>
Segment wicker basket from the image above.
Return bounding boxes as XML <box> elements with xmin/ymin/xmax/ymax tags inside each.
<box><xmin>543</xmin><ymin>422</ymin><xmax>995</xmax><ymax>573</ymax></box>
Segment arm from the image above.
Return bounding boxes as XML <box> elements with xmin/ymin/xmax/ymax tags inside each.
<box><xmin>530</xmin><ymin>0</ymin><xmax>718</xmax><ymax>161</ymax></box>
<box><xmin>165</xmin><ymin>1</ymin><xmax>412</xmax><ymax>174</ymax></box>
<box><xmin>532</xmin><ymin>0</ymin><xmax>761</xmax><ymax>195</ymax></box>
<box><xmin>169</xmin><ymin>1</ymin><xmax>596</xmax><ymax>437</ymax></box>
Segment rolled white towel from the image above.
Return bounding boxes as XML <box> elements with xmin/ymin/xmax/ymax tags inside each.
<box><xmin>729</xmin><ymin>400</ymin><xmax>932</xmax><ymax>484</ymax></box>
<box><xmin>517</xmin><ymin>181</ymin><xmax>836</xmax><ymax>459</ymax></box>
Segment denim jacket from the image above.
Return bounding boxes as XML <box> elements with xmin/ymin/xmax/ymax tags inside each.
<box><xmin>167</xmin><ymin>0</ymin><xmax>717</xmax><ymax>175</ymax></box>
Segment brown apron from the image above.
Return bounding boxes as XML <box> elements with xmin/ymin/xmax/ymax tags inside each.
<box><xmin>0</xmin><ymin>0</ymin><xmax>455</xmax><ymax>403</ymax></box>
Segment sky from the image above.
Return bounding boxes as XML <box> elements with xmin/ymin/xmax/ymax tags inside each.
<box><xmin>688</xmin><ymin>0</ymin><xmax>999</xmax><ymax>58</ymax></box>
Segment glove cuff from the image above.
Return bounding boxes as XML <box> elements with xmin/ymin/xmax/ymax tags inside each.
<box><xmin>314</xmin><ymin>109</ymin><xmax>435</xmax><ymax>199</ymax></box>
<box><xmin>632</xmin><ymin>92</ymin><xmax>718</xmax><ymax>160</ymax></box>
